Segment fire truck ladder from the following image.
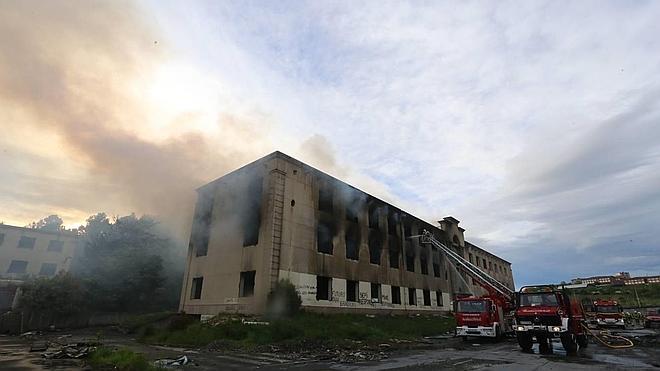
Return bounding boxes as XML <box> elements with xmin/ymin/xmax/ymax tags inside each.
<box><xmin>416</xmin><ymin>230</ymin><xmax>514</xmax><ymax>301</ymax></box>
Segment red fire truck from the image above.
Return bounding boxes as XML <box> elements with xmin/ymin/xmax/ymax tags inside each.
<box><xmin>592</xmin><ymin>299</ymin><xmax>625</xmax><ymax>328</ymax></box>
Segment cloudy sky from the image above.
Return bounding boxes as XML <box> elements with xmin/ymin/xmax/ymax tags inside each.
<box><xmin>1</xmin><ymin>0</ymin><xmax>659</xmax><ymax>286</ymax></box>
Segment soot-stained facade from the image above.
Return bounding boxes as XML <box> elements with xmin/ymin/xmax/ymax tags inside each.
<box><xmin>179</xmin><ymin>152</ymin><xmax>514</xmax><ymax>315</ymax></box>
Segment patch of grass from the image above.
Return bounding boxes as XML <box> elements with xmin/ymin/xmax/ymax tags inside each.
<box><xmin>120</xmin><ymin>312</ymin><xmax>175</xmax><ymax>334</ymax></box>
<box><xmin>88</xmin><ymin>347</ymin><xmax>161</xmax><ymax>371</ymax></box>
<box><xmin>569</xmin><ymin>284</ymin><xmax>660</xmax><ymax>308</ymax></box>
<box><xmin>143</xmin><ymin>312</ymin><xmax>455</xmax><ymax>349</ymax></box>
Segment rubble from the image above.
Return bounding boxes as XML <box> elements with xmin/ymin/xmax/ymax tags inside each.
<box><xmin>41</xmin><ymin>342</ymin><xmax>98</xmax><ymax>359</ymax></box>
<box><xmin>154</xmin><ymin>355</ymin><xmax>196</xmax><ymax>368</ymax></box>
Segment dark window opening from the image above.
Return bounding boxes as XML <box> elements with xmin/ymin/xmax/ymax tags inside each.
<box><xmin>17</xmin><ymin>236</ymin><xmax>35</xmax><ymax>249</ymax></box>
<box><xmin>445</xmin><ymin>271</ymin><xmax>448</xmax><ymax>280</ymax></box>
<box><xmin>47</xmin><ymin>240</ymin><xmax>64</xmax><ymax>252</ymax></box>
<box><xmin>388</xmin><ymin>238</ymin><xmax>400</xmax><ymax>268</ymax></box>
<box><xmin>423</xmin><ymin>290</ymin><xmax>431</xmax><ymax>306</ymax></box>
<box><xmin>403</xmin><ymin>221</ymin><xmax>412</xmax><ymax>238</ymax></box>
<box><xmin>316</xmin><ymin>276</ymin><xmax>332</xmax><ymax>300</ymax></box>
<box><xmin>243</xmin><ymin>177</ymin><xmax>263</xmax><ymax>246</ymax></box>
<box><xmin>192</xmin><ymin>191</ymin><xmax>214</xmax><ymax>257</ymax></box>
<box><xmin>39</xmin><ymin>263</ymin><xmax>57</xmax><ymax>276</ymax></box>
<box><xmin>239</xmin><ymin>271</ymin><xmax>256</xmax><ymax>297</ymax></box>
<box><xmin>469</xmin><ymin>253</ymin><xmax>473</xmax><ymax>263</ymax></box>
<box><xmin>371</xmin><ymin>283</ymin><xmax>381</xmax><ymax>303</ymax></box>
<box><xmin>405</xmin><ymin>243</ymin><xmax>415</xmax><ymax>272</ymax></box>
<box><xmin>488</xmin><ymin>261</ymin><xmax>492</xmax><ymax>270</ymax></box>
<box><xmin>408</xmin><ymin>288</ymin><xmax>417</xmax><ymax>305</ymax></box>
<box><xmin>345</xmin><ymin>222</ymin><xmax>359</xmax><ymax>260</ymax></box>
<box><xmin>391</xmin><ymin>286</ymin><xmax>401</xmax><ymax>304</ymax></box>
<box><xmin>7</xmin><ymin>260</ymin><xmax>27</xmax><ymax>274</ymax></box>
<box><xmin>368</xmin><ymin>229</ymin><xmax>382</xmax><ymax>264</ymax></box>
<box><xmin>436</xmin><ymin>291</ymin><xmax>443</xmax><ymax>306</ymax></box>
<box><xmin>433</xmin><ymin>263</ymin><xmax>440</xmax><ymax>277</ymax></box>
<box><xmin>368</xmin><ymin>200</ymin><xmax>380</xmax><ymax>229</ymax></box>
<box><xmin>387</xmin><ymin>211</ymin><xmax>399</xmax><ymax>236</ymax></box>
<box><xmin>483</xmin><ymin>258</ymin><xmax>487</xmax><ymax>268</ymax></box>
<box><xmin>319</xmin><ymin>185</ymin><xmax>333</xmax><ymax>213</ymax></box>
<box><xmin>345</xmin><ymin>193</ymin><xmax>359</xmax><ymax>222</ymax></box>
<box><xmin>191</xmin><ymin>277</ymin><xmax>203</xmax><ymax>299</ymax></box>
<box><xmin>317</xmin><ymin>217</ymin><xmax>334</xmax><ymax>254</ymax></box>
<box><xmin>346</xmin><ymin>280</ymin><xmax>358</xmax><ymax>302</ymax></box>
<box><xmin>420</xmin><ymin>252</ymin><xmax>429</xmax><ymax>275</ymax></box>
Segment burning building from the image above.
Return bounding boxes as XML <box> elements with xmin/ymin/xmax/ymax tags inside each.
<box><xmin>179</xmin><ymin>152</ymin><xmax>514</xmax><ymax>315</ymax></box>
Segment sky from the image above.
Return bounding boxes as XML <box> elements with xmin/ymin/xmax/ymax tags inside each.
<box><xmin>1</xmin><ymin>0</ymin><xmax>659</xmax><ymax>287</ymax></box>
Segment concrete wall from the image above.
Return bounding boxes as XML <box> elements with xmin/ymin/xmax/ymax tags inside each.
<box><xmin>0</xmin><ymin>225</ymin><xmax>78</xmax><ymax>279</ymax></box>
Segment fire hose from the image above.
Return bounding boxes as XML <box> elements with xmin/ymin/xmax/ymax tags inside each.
<box><xmin>581</xmin><ymin>323</ymin><xmax>634</xmax><ymax>349</ymax></box>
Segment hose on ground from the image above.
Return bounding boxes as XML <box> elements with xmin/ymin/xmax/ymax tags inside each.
<box><xmin>581</xmin><ymin>323</ymin><xmax>634</xmax><ymax>349</ymax></box>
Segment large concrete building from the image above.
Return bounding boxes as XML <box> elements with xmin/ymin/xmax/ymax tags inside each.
<box><xmin>179</xmin><ymin>152</ymin><xmax>514</xmax><ymax>315</ymax></box>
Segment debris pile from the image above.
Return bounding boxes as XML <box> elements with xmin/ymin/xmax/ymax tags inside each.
<box><xmin>154</xmin><ymin>355</ymin><xmax>196</xmax><ymax>368</ymax></box>
<box><xmin>42</xmin><ymin>342</ymin><xmax>98</xmax><ymax>359</ymax></box>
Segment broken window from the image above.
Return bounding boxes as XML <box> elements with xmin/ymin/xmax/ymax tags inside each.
<box><xmin>47</xmin><ymin>240</ymin><xmax>64</xmax><ymax>252</ymax></box>
<box><xmin>391</xmin><ymin>286</ymin><xmax>401</xmax><ymax>304</ymax></box>
<box><xmin>368</xmin><ymin>229</ymin><xmax>382</xmax><ymax>264</ymax></box>
<box><xmin>318</xmin><ymin>184</ymin><xmax>333</xmax><ymax>213</ymax></box>
<box><xmin>388</xmin><ymin>237</ymin><xmax>400</xmax><ymax>268</ymax></box>
<box><xmin>190</xmin><ymin>277</ymin><xmax>203</xmax><ymax>299</ymax></box>
<box><xmin>7</xmin><ymin>260</ymin><xmax>27</xmax><ymax>274</ymax></box>
<box><xmin>433</xmin><ymin>263</ymin><xmax>440</xmax><ymax>277</ymax></box>
<box><xmin>345</xmin><ymin>192</ymin><xmax>359</xmax><ymax>222</ymax></box>
<box><xmin>423</xmin><ymin>290</ymin><xmax>431</xmax><ymax>306</ymax></box>
<box><xmin>39</xmin><ymin>263</ymin><xmax>57</xmax><ymax>276</ymax></box>
<box><xmin>405</xmin><ymin>243</ymin><xmax>415</xmax><ymax>272</ymax></box>
<box><xmin>403</xmin><ymin>220</ymin><xmax>412</xmax><ymax>238</ymax></box>
<box><xmin>345</xmin><ymin>222</ymin><xmax>359</xmax><ymax>260</ymax></box>
<box><xmin>436</xmin><ymin>291</ymin><xmax>443</xmax><ymax>306</ymax></box>
<box><xmin>191</xmin><ymin>190</ymin><xmax>214</xmax><ymax>256</ymax></box>
<box><xmin>17</xmin><ymin>236</ymin><xmax>35</xmax><ymax>249</ymax></box>
<box><xmin>387</xmin><ymin>211</ymin><xmax>399</xmax><ymax>236</ymax></box>
<box><xmin>316</xmin><ymin>276</ymin><xmax>332</xmax><ymax>301</ymax></box>
<box><xmin>239</xmin><ymin>271</ymin><xmax>256</xmax><ymax>297</ymax></box>
<box><xmin>317</xmin><ymin>216</ymin><xmax>334</xmax><ymax>254</ymax></box>
<box><xmin>346</xmin><ymin>280</ymin><xmax>358</xmax><ymax>302</ymax></box>
<box><xmin>408</xmin><ymin>288</ymin><xmax>417</xmax><ymax>305</ymax></box>
<box><xmin>371</xmin><ymin>283</ymin><xmax>381</xmax><ymax>303</ymax></box>
<box><xmin>420</xmin><ymin>251</ymin><xmax>429</xmax><ymax>275</ymax></box>
<box><xmin>368</xmin><ymin>200</ymin><xmax>380</xmax><ymax>229</ymax></box>
<box><xmin>243</xmin><ymin>176</ymin><xmax>263</xmax><ymax>246</ymax></box>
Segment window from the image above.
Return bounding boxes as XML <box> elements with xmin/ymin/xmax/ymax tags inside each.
<box><xmin>391</xmin><ymin>286</ymin><xmax>401</xmax><ymax>304</ymax></box>
<box><xmin>433</xmin><ymin>263</ymin><xmax>440</xmax><ymax>277</ymax></box>
<box><xmin>423</xmin><ymin>290</ymin><xmax>431</xmax><ymax>306</ymax></box>
<box><xmin>317</xmin><ymin>217</ymin><xmax>334</xmax><ymax>254</ymax></box>
<box><xmin>319</xmin><ymin>185</ymin><xmax>333</xmax><ymax>213</ymax></box>
<box><xmin>388</xmin><ymin>238</ymin><xmax>400</xmax><ymax>268</ymax></box>
<box><xmin>368</xmin><ymin>201</ymin><xmax>379</xmax><ymax>229</ymax></box>
<box><xmin>242</xmin><ymin>177</ymin><xmax>263</xmax><ymax>246</ymax></box>
<box><xmin>469</xmin><ymin>253</ymin><xmax>473</xmax><ymax>263</ymax></box>
<box><xmin>420</xmin><ymin>252</ymin><xmax>429</xmax><ymax>275</ymax></box>
<box><xmin>405</xmin><ymin>244</ymin><xmax>415</xmax><ymax>272</ymax></box>
<box><xmin>17</xmin><ymin>236</ymin><xmax>36</xmax><ymax>249</ymax></box>
<box><xmin>483</xmin><ymin>258</ymin><xmax>487</xmax><ymax>268</ymax></box>
<box><xmin>190</xmin><ymin>277</ymin><xmax>203</xmax><ymax>299</ymax></box>
<box><xmin>47</xmin><ymin>240</ymin><xmax>64</xmax><ymax>252</ymax></box>
<box><xmin>345</xmin><ymin>195</ymin><xmax>359</xmax><ymax>222</ymax></box>
<box><xmin>0</xmin><ymin>233</ymin><xmax>4</xmax><ymax>246</ymax></box>
<box><xmin>345</xmin><ymin>223</ymin><xmax>359</xmax><ymax>260</ymax></box>
<box><xmin>239</xmin><ymin>271</ymin><xmax>256</xmax><ymax>297</ymax></box>
<box><xmin>408</xmin><ymin>288</ymin><xmax>417</xmax><ymax>305</ymax></box>
<box><xmin>436</xmin><ymin>291</ymin><xmax>443</xmax><ymax>306</ymax></box>
<box><xmin>387</xmin><ymin>211</ymin><xmax>398</xmax><ymax>236</ymax></box>
<box><xmin>476</xmin><ymin>258</ymin><xmax>480</xmax><ymax>267</ymax></box>
<box><xmin>371</xmin><ymin>283</ymin><xmax>381</xmax><ymax>303</ymax></box>
<box><xmin>39</xmin><ymin>263</ymin><xmax>57</xmax><ymax>276</ymax></box>
<box><xmin>346</xmin><ymin>280</ymin><xmax>358</xmax><ymax>302</ymax></box>
<box><xmin>368</xmin><ymin>229</ymin><xmax>382</xmax><ymax>264</ymax></box>
<box><xmin>7</xmin><ymin>260</ymin><xmax>27</xmax><ymax>274</ymax></box>
<box><xmin>316</xmin><ymin>276</ymin><xmax>332</xmax><ymax>300</ymax></box>
<box><xmin>488</xmin><ymin>261</ymin><xmax>492</xmax><ymax>270</ymax></box>
<box><xmin>191</xmin><ymin>191</ymin><xmax>214</xmax><ymax>256</ymax></box>
<box><xmin>403</xmin><ymin>221</ymin><xmax>412</xmax><ymax>238</ymax></box>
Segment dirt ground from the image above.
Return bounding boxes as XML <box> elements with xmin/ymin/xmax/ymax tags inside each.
<box><xmin>0</xmin><ymin>327</ymin><xmax>658</xmax><ymax>370</ymax></box>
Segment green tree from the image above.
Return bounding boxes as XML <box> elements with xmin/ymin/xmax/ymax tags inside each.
<box><xmin>18</xmin><ymin>273</ymin><xmax>86</xmax><ymax>317</ymax></box>
<box><xmin>27</xmin><ymin>214</ymin><xmax>64</xmax><ymax>231</ymax></box>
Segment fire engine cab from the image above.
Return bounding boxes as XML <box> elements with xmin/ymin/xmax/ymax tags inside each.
<box><xmin>592</xmin><ymin>299</ymin><xmax>625</xmax><ymax>328</ymax></box>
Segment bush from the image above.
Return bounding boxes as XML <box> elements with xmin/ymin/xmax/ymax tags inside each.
<box><xmin>88</xmin><ymin>347</ymin><xmax>157</xmax><ymax>371</ymax></box>
<box><xmin>266</xmin><ymin>280</ymin><xmax>302</xmax><ymax>318</ymax></box>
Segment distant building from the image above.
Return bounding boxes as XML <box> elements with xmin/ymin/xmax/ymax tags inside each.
<box><xmin>570</xmin><ymin>272</ymin><xmax>659</xmax><ymax>286</ymax></box>
<box><xmin>179</xmin><ymin>151</ymin><xmax>514</xmax><ymax>315</ymax></box>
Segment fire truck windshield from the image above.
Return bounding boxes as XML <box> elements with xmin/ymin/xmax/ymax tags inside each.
<box><xmin>457</xmin><ymin>300</ymin><xmax>487</xmax><ymax>313</ymax></box>
<box><xmin>596</xmin><ymin>305</ymin><xmax>620</xmax><ymax>313</ymax></box>
<box><xmin>520</xmin><ymin>293</ymin><xmax>558</xmax><ymax>307</ymax></box>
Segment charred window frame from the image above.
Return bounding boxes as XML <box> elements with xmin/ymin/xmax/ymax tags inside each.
<box><xmin>391</xmin><ymin>286</ymin><xmax>401</xmax><ymax>304</ymax></box>
<box><xmin>318</xmin><ymin>183</ymin><xmax>333</xmax><ymax>213</ymax></box>
<box><xmin>420</xmin><ymin>251</ymin><xmax>429</xmax><ymax>275</ymax></box>
<box><xmin>405</xmin><ymin>243</ymin><xmax>415</xmax><ymax>272</ymax></box>
<box><xmin>371</xmin><ymin>283</ymin><xmax>381</xmax><ymax>303</ymax></box>
<box><xmin>191</xmin><ymin>190</ymin><xmax>214</xmax><ymax>257</ymax></box>
<box><xmin>408</xmin><ymin>287</ymin><xmax>417</xmax><ymax>305</ymax></box>
<box><xmin>388</xmin><ymin>237</ymin><xmax>400</xmax><ymax>268</ymax></box>
<box><xmin>239</xmin><ymin>271</ymin><xmax>256</xmax><ymax>297</ymax></box>
<box><xmin>436</xmin><ymin>291</ymin><xmax>443</xmax><ymax>306</ymax></box>
<box><xmin>190</xmin><ymin>277</ymin><xmax>203</xmax><ymax>299</ymax></box>
<box><xmin>423</xmin><ymin>290</ymin><xmax>431</xmax><ymax>306</ymax></box>
<box><xmin>368</xmin><ymin>229</ymin><xmax>382</xmax><ymax>265</ymax></box>
<box><xmin>403</xmin><ymin>220</ymin><xmax>412</xmax><ymax>239</ymax></box>
<box><xmin>368</xmin><ymin>200</ymin><xmax>380</xmax><ymax>230</ymax></box>
<box><xmin>242</xmin><ymin>177</ymin><xmax>263</xmax><ymax>247</ymax></box>
<box><xmin>346</xmin><ymin>280</ymin><xmax>358</xmax><ymax>302</ymax></box>
<box><xmin>317</xmin><ymin>215</ymin><xmax>335</xmax><ymax>254</ymax></box>
<box><xmin>345</xmin><ymin>191</ymin><xmax>359</xmax><ymax>223</ymax></box>
<box><xmin>432</xmin><ymin>252</ymin><xmax>441</xmax><ymax>277</ymax></box>
<box><xmin>387</xmin><ymin>211</ymin><xmax>399</xmax><ymax>236</ymax></box>
<box><xmin>316</xmin><ymin>276</ymin><xmax>332</xmax><ymax>301</ymax></box>
<box><xmin>345</xmin><ymin>222</ymin><xmax>359</xmax><ymax>260</ymax></box>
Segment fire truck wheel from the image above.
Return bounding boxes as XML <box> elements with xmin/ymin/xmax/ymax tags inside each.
<box><xmin>577</xmin><ymin>334</ymin><xmax>588</xmax><ymax>349</ymax></box>
<box><xmin>516</xmin><ymin>332</ymin><xmax>533</xmax><ymax>351</ymax></box>
<box><xmin>560</xmin><ymin>333</ymin><xmax>578</xmax><ymax>354</ymax></box>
